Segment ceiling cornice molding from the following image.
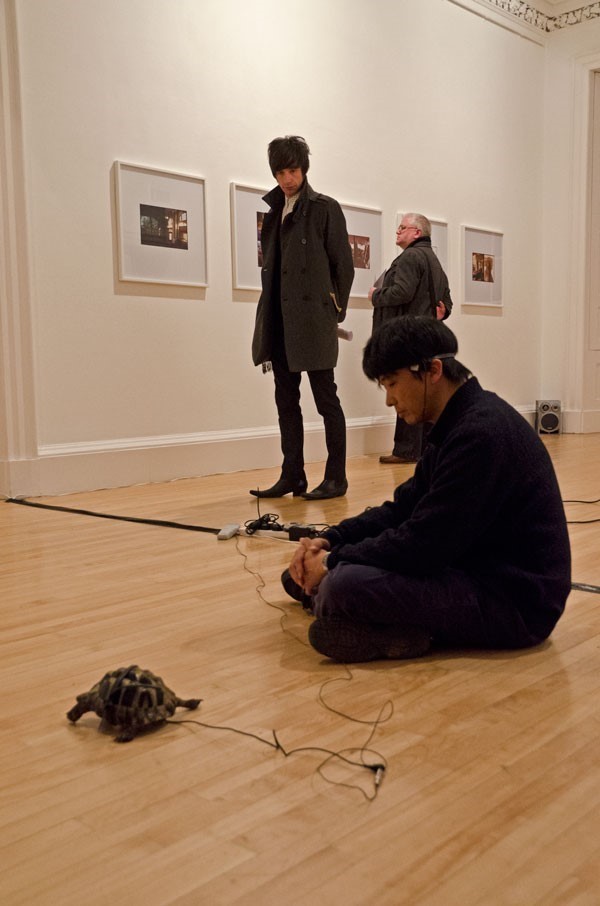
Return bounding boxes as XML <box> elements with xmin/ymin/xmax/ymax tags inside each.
<box><xmin>479</xmin><ymin>0</ymin><xmax>600</xmax><ymax>31</ymax></box>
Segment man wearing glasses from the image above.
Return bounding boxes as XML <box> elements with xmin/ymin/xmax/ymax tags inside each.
<box><xmin>368</xmin><ymin>213</ymin><xmax>452</xmax><ymax>464</ymax></box>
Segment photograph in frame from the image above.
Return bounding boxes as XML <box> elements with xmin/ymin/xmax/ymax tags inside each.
<box><xmin>342</xmin><ymin>203</ymin><xmax>382</xmax><ymax>298</ymax></box>
<box><xmin>462</xmin><ymin>226</ymin><xmax>503</xmax><ymax>306</ymax></box>
<box><xmin>115</xmin><ymin>161</ymin><xmax>207</xmax><ymax>286</ymax></box>
<box><xmin>230</xmin><ymin>183</ymin><xmax>270</xmax><ymax>291</ymax></box>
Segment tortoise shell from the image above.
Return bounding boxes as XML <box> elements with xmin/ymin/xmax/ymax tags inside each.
<box><xmin>67</xmin><ymin>665</ymin><xmax>200</xmax><ymax>742</ymax></box>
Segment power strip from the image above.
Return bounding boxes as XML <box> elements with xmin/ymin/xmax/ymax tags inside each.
<box><xmin>287</xmin><ymin>525</ymin><xmax>321</xmax><ymax>541</ymax></box>
<box><xmin>217</xmin><ymin>524</ymin><xmax>240</xmax><ymax>540</ymax></box>
<box><xmin>239</xmin><ymin>529</ymin><xmax>291</xmax><ymax>541</ymax></box>
<box><xmin>217</xmin><ymin>522</ymin><xmax>323</xmax><ymax>542</ymax></box>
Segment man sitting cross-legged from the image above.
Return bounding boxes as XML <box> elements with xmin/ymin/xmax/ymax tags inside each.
<box><xmin>282</xmin><ymin>316</ymin><xmax>571</xmax><ymax>663</ymax></box>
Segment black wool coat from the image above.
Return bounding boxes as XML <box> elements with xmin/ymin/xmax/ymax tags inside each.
<box><xmin>371</xmin><ymin>236</ymin><xmax>453</xmax><ymax>331</ymax></box>
<box><xmin>322</xmin><ymin>378</ymin><xmax>571</xmax><ymax>647</ymax></box>
<box><xmin>251</xmin><ymin>181</ymin><xmax>354</xmax><ymax>373</ymax></box>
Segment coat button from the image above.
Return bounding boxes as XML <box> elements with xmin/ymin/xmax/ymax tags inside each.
<box><xmin>301</xmin><ymin>238</ymin><xmax>307</xmax><ymax>245</ymax></box>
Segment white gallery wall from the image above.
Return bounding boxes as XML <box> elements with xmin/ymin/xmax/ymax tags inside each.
<box><xmin>0</xmin><ymin>0</ymin><xmax>596</xmax><ymax>495</ymax></box>
<box><xmin>541</xmin><ymin>15</ymin><xmax>600</xmax><ymax>431</ymax></box>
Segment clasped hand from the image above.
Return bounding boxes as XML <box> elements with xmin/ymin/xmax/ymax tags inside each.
<box><xmin>289</xmin><ymin>536</ymin><xmax>331</xmax><ymax>594</ymax></box>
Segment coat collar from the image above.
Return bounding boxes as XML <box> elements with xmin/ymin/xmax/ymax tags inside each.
<box><xmin>428</xmin><ymin>377</ymin><xmax>481</xmax><ymax>446</ymax></box>
<box><xmin>406</xmin><ymin>235</ymin><xmax>433</xmax><ymax>251</ymax></box>
<box><xmin>263</xmin><ymin>179</ymin><xmax>316</xmax><ymax>211</ymax></box>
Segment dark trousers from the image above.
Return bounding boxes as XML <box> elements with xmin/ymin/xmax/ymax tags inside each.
<box><xmin>313</xmin><ymin>562</ymin><xmax>542</xmax><ymax>649</ymax></box>
<box><xmin>272</xmin><ymin>358</ymin><xmax>346</xmax><ymax>483</ymax></box>
<box><xmin>393</xmin><ymin>417</ymin><xmax>431</xmax><ymax>460</ymax></box>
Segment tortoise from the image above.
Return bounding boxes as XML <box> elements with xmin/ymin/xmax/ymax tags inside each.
<box><xmin>67</xmin><ymin>664</ymin><xmax>201</xmax><ymax>742</ymax></box>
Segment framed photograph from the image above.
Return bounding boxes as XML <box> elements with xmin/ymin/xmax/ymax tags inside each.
<box><xmin>115</xmin><ymin>161</ymin><xmax>207</xmax><ymax>286</ymax></box>
<box><xmin>230</xmin><ymin>182</ymin><xmax>270</xmax><ymax>290</ymax></box>
<box><xmin>342</xmin><ymin>203</ymin><xmax>383</xmax><ymax>298</ymax></box>
<box><xmin>462</xmin><ymin>225</ymin><xmax>503</xmax><ymax>306</ymax></box>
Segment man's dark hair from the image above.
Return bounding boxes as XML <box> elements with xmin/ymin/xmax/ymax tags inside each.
<box><xmin>268</xmin><ymin>135</ymin><xmax>311</xmax><ymax>177</ymax></box>
<box><xmin>363</xmin><ymin>316</ymin><xmax>471</xmax><ymax>383</ymax></box>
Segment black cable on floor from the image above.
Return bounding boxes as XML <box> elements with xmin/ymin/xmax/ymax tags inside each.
<box><xmin>571</xmin><ymin>582</ymin><xmax>600</xmax><ymax>595</ymax></box>
<box><xmin>5</xmin><ymin>497</ymin><xmax>220</xmax><ymax>534</ymax></box>
<box><xmin>7</xmin><ymin>498</ymin><xmax>599</xmax><ymax>592</ymax></box>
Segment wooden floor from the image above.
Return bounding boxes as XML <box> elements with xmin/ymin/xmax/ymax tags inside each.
<box><xmin>1</xmin><ymin>435</ymin><xmax>599</xmax><ymax>905</ymax></box>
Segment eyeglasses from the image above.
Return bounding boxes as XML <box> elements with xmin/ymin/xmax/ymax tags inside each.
<box><xmin>397</xmin><ymin>224</ymin><xmax>417</xmax><ymax>232</ymax></box>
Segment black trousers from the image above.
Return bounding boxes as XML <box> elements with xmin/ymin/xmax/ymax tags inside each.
<box><xmin>313</xmin><ymin>562</ymin><xmax>545</xmax><ymax>649</ymax></box>
<box><xmin>272</xmin><ymin>358</ymin><xmax>346</xmax><ymax>483</ymax></box>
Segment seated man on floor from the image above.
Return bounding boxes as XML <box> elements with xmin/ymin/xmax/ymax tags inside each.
<box><xmin>282</xmin><ymin>316</ymin><xmax>571</xmax><ymax>662</ymax></box>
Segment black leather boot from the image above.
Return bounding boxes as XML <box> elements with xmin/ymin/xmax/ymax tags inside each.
<box><xmin>301</xmin><ymin>479</ymin><xmax>347</xmax><ymax>500</ymax></box>
<box><xmin>249</xmin><ymin>477</ymin><xmax>308</xmax><ymax>498</ymax></box>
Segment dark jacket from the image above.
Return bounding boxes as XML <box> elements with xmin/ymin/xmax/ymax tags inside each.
<box><xmin>252</xmin><ymin>181</ymin><xmax>354</xmax><ymax>373</ymax></box>
<box><xmin>371</xmin><ymin>236</ymin><xmax>452</xmax><ymax>331</ymax></box>
<box><xmin>322</xmin><ymin>378</ymin><xmax>571</xmax><ymax>646</ymax></box>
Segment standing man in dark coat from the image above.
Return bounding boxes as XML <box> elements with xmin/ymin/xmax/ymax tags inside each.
<box><xmin>251</xmin><ymin>135</ymin><xmax>354</xmax><ymax>500</ymax></box>
<box><xmin>369</xmin><ymin>213</ymin><xmax>453</xmax><ymax>464</ymax></box>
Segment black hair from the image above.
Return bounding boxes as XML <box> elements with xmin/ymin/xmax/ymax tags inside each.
<box><xmin>267</xmin><ymin>135</ymin><xmax>311</xmax><ymax>177</ymax></box>
<box><xmin>362</xmin><ymin>316</ymin><xmax>471</xmax><ymax>383</ymax></box>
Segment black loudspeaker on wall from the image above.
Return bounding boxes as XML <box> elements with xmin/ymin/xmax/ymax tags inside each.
<box><xmin>535</xmin><ymin>400</ymin><xmax>562</xmax><ymax>434</ymax></box>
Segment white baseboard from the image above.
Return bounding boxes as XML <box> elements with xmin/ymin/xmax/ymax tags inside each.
<box><xmin>517</xmin><ymin>406</ymin><xmax>600</xmax><ymax>434</ymax></box>
<box><xmin>562</xmin><ymin>408</ymin><xmax>600</xmax><ymax>433</ymax></box>
<box><xmin>1</xmin><ymin>417</ymin><xmax>395</xmax><ymax>497</ymax></box>
<box><xmin>4</xmin><ymin>407</ymin><xmax>597</xmax><ymax>498</ymax></box>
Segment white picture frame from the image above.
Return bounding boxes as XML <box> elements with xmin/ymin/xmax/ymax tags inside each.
<box><xmin>342</xmin><ymin>202</ymin><xmax>383</xmax><ymax>298</ymax></box>
<box><xmin>230</xmin><ymin>182</ymin><xmax>270</xmax><ymax>291</ymax></box>
<box><xmin>115</xmin><ymin>161</ymin><xmax>207</xmax><ymax>286</ymax></box>
<box><xmin>429</xmin><ymin>219</ymin><xmax>449</xmax><ymax>275</ymax></box>
<box><xmin>462</xmin><ymin>225</ymin><xmax>503</xmax><ymax>307</ymax></box>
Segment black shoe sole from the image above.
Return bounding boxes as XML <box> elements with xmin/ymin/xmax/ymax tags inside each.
<box><xmin>301</xmin><ymin>485</ymin><xmax>348</xmax><ymax>500</ymax></box>
<box><xmin>249</xmin><ymin>482</ymin><xmax>307</xmax><ymax>498</ymax></box>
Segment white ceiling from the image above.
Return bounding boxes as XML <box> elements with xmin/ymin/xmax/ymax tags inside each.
<box><xmin>479</xmin><ymin>0</ymin><xmax>598</xmax><ymax>22</ymax></box>
<box><xmin>519</xmin><ymin>0</ymin><xmax>595</xmax><ymax>14</ymax></box>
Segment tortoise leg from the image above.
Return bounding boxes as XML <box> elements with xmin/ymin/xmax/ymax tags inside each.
<box><xmin>66</xmin><ymin>698</ymin><xmax>90</xmax><ymax>723</ymax></box>
<box><xmin>115</xmin><ymin>726</ymin><xmax>136</xmax><ymax>743</ymax></box>
<box><xmin>177</xmin><ymin>698</ymin><xmax>201</xmax><ymax>711</ymax></box>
